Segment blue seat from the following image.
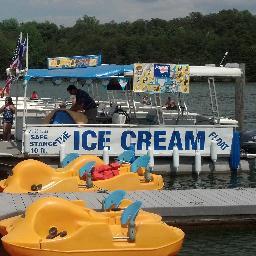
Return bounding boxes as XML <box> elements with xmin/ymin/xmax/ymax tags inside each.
<box><xmin>79</xmin><ymin>161</ymin><xmax>96</xmax><ymax>178</ymax></box>
<box><xmin>102</xmin><ymin>190</ymin><xmax>126</xmax><ymax>211</ymax></box>
<box><xmin>130</xmin><ymin>155</ymin><xmax>150</xmax><ymax>173</ymax></box>
<box><xmin>117</xmin><ymin>150</ymin><xmax>135</xmax><ymax>163</ymax></box>
<box><xmin>61</xmin><ymin>153</ymin><xmax>79</xmax><ymax>167</ymax></box>
<box><xmin>121</xmin><ymin>201</ymin><xmax>142</xmax><ymax>242</ymax></box>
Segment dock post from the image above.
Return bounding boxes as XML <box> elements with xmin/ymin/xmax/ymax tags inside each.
<box><xmin>235</xmin><ymin>63</ymin><xmax>245</xmax><ymax>130</ymax></box>
<box><xmin>103</xmin><ymin>147</ymin><xmax>109</xmax><ymax>165</ymax></box>
<box><xmin>210</xmin><ymin>140</ymin><xmax>218</xmax><ymax>163</ymax></box>
<box><xmin>59</xmin><ymin>143</ymin><xmax>66</xmax><ymax>165</ymax></box>
<box><xmin>195</xmin><ymin>150</ymin><xmax>202</xmax><ymax>175</ymax></box>
<box><xmin>148</xmin><ymin>147</ymin><xmax>154</xmax><ymax>168</ymax></box>
<box><xmin>173</xmin><ymin>146</ymin><xmax>179</xmax><ymax>172</ymax></box>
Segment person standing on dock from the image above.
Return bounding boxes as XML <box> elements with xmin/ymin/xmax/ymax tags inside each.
<box><xmin>0</xmin><ymin>97</ymin><xmax>16</xmax><ymax>141</ymax></box>
<box><xmin>67</xmin><ymin>85</ymin><xmax>97</xmax><ymax>124</ymax></box>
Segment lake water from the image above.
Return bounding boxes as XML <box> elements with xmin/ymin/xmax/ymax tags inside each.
<box><xmin>1</xmin><ymin>81</ymin><xmax>256</xmax><ymax>255</ymax></box>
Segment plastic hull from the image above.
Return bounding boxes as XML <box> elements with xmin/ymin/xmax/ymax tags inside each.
<box><xmin>3</xmin><ymin>242</ymin><xmax>183</xmax><ymax>256</ymax></box>
<box><xmin>1</xmin><ymin>157</ymin><xmax>163</xmax><ymax>193</ymax></box>
<box><xmin>1</xmin><ymin>197</ymin><xmax>184</xmax><ymax>256</ymax></box>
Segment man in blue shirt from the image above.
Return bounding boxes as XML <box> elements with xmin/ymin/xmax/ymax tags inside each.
<box><xmin>67</xmin><ymin>84</ymin><xmax>97</xmax><ymax>124</ymax></box>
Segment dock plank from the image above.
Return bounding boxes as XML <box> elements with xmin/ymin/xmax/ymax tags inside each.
<box><xmin>2</xmin><ymin>189</ymin><xmax>256</xmax><ymax>223</ymax></box>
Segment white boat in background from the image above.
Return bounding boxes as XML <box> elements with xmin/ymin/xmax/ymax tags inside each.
<box><xmin>7</xmin><ymin>60</ymin><xmax>245</xmax><ymax>174</ymax></box>
<box><xmin>0</xmin><ymin>33</ymin><xmax>250</xmax><ymax>174</ymax></box>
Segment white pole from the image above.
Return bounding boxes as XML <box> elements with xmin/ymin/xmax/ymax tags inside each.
<box><xmin>103</xmin><ymin>147</ymin><xmax>109</xmax><ymax>164</ymax></box>
<box><xmin>14</xmin><ymin>80</ymin><xmax>18</xmax><ymax>141</ymax></box>
<box><xmin>26</xmin><ymin>34</ymin><xmax>28</xmax><ymax>71</ymax></box>
<box><xmin>21</xmin><ymin>79</ymin><xmax>28</xmax><ymax>153</ymax></box>
<box><xmin>195</xmin><ymin>150</ymin><xmax>202</xmax><ymax>175</ymax></box>
<box><xmin>22</xmin><ymin>34</ymin><xmax>29</xmax><ymax>151</ymax></box>
<box><xmin>210</xmin><ymin>140</ymin><xmax>218</xmax><ymax>163</ymax></box>
<box><xmin>219</xmin><ymin>51</ymin><xmax>228</xmax><ymax>67</ymax></box>
<box><xmin>173</xmin><ymin>146</ymin><xmax>179</xmax><ymax>171</ymax></box>
<box><xmin>14</xmin><ymin>32</ymin><xmax>22</xmax><ymax>141</ymax></box>
<box><xmin>148</xmin><ymin>147</ymin><xmax>154</xmax><ymax>168</ymax></box>
<box><xmin>60</xmin><ymin>143</ymin><xmax>66</xmax><ymax>164</ymax></box>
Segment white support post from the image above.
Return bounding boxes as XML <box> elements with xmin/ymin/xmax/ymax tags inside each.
<box><xmin>148</xmin><ymin>147</ymin><xmax>154</xmax><ymax>168</ymax></box>
<box><xmin>173</xmin><ymin>146</ymin><xmax>179</xmax><ymax>171</ymax></box>
<box><xmin>21</xmin><ymin>79</ymin><xmax>28</xmax><ymax>153</ymax></box>
<box><xmin>210</xmin><ymin>140</ymin><xmax>218</xmax><ymax>163</ymax></box>
<box><xmin>195</xmin><ymin>150</ymin><xmax>202</xmax><ymax>175</ymax></box>
<box><xmin>22</xmin><ymin>35</ymin><xmax>29</xmax><ymax>149</ymax></box>
<box><xmin>14</xmin><ymin>81</ymin><xmax>18</xmax><ymax>141</ymax></box>
<box><xmin>60</xmin><ymin>143</ymin><xmax>66</xmax><ymax>164</ymax></box>
<box><xmin>103</xmin><ymin>147</ymin><xmax>109</xmax><ymax>165</ymax></box>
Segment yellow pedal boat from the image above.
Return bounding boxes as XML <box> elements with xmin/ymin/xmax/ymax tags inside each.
<box><xmin>0</xmin><ymin>154</ymin><xmax>163</xmax><ymax>193</ymax></box>
<box><xmin>0</xmin><ymin>195</ymin><xmax>184</xmax><ymax>256</ymax></box>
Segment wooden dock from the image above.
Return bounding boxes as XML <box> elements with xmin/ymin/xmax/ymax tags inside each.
<box><xmin>1</xmin><ymin>188</ymin><xmax>256</xmax><ymax>225</ymax></box>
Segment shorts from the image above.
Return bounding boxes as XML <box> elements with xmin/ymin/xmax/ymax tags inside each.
<box><xmin>3</xmin><ymin>118</ymin><xmax>13</xmax><ymax>125</ymax></box>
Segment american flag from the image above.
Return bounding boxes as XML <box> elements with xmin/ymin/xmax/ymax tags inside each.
<box><xmin>10</xmin><ymin>35</ymin><xmax>26</xmax><ymax>71</ymax></box>
<box><xmin>2</xmin><ymin>34</ymin><xmax>27</xmax><ymax>97</ymax></box>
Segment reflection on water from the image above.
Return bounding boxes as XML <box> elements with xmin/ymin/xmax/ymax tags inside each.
<box><xmin>164</xmin><ymin>168</ymin><xmax>256</xmax><ymax>190</ymax></box>
<box><xmin>180</xmin><ymin>225</ymin><xmax>256</xmax><ymax>256</ymax></box>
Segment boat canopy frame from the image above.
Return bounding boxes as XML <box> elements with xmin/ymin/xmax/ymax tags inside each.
<box><xmin>21</xmin><ymin>63</ymin><xmax>244</xmax><ymax>143</ymax></box>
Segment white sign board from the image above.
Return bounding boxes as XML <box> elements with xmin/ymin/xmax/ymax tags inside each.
<box><xmin>25</xmin><ymin>125</ymin><xmax>234</xmax><ymax>157</ymax></box>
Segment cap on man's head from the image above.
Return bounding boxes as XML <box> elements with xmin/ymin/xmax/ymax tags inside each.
<box><xmin>67</xmin><ymin>84</ymin><xmax>77</xmax><ymax>92</ymax></box>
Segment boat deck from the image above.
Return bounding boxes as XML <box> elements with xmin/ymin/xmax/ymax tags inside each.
<box><xmin>1</xmin><ymin>188</ymin><xmax>256</xmax><ymax>225</ymax></box>
<box><xmin>0</xmin><ymin>141</ymin><xmax>22</xmax><ymax>157</ymax></box>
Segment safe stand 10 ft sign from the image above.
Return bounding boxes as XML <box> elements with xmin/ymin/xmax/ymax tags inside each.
<box><xmin>26</xmin><ymin>126</ymin><xmax>233</xmax><ymax>156</ymax></box>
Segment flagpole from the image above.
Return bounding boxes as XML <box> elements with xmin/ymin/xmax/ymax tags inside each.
<box><xmin>15</xmin><ymin>32</ymin><xmax>22</xmax><ymax>141</ymax></box>
<box><xmin>22</xmin><ymin>33</ymin><xmax>28</xmax><ymax>153</ymax></box>
<box><xmin>26</xmin><ymin>33</ymin><xmax>28</xmax><ymax>70</ymax></box>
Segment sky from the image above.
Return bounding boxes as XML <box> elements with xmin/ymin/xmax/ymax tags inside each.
<box><xmin>0</xmin><ymin>0</ymin><xmax>255</xmax><ymax>26</ymax></box>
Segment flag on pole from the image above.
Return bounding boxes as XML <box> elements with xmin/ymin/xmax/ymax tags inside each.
<box><xmin>2</xmin><ymin>33</ymin><xmax>27</xmax><ymax>97</ymax></box>
<box><xmin>10</xmin><ymin>34</ymin><xmax>26</xmax><ymax>71</ymax></box>
<box><xmin>4</xmin><ymin>76</ymin><xmax>12</xmax><ymax>95</ymax></box>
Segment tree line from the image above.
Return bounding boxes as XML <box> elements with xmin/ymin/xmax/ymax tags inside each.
<box><xmin>0</xmin><ymin>9</ymin><xmax>256</xmax><ymax>81</ymax></box>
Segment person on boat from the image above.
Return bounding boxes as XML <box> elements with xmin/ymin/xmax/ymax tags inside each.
<box><xmin>67</xmin><ymin>84</ymin><xmax>97</xmax><ymax>124</ymax></box>
<box><xmin>0</xmin><ymin>97</ymin><xmax>16</xmax><ymax>141</ymax></box>
<box><xmin>165</xmin><ymin>97</ymin><xmax>178</xmax><ymax>110</ymax></box>
<box><xmin>70</xmin><ymin>95</ymin><xmax>76</xmax><ymax>106</ymax></box>
<box><xmin>30</xmin><ymin>91</ymin><xmax>39</xmax><ymax>100</ymax></box>
<box><xmin>142</xmin><ymin>95</ymin><xmax>151</xmax><ymax>105</ymax></box>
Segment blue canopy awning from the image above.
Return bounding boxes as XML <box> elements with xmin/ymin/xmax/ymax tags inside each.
<box><xmin>25</xmin><ymin>64</ymin><xmax>133</xmax><ymax>81</ymax></box>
